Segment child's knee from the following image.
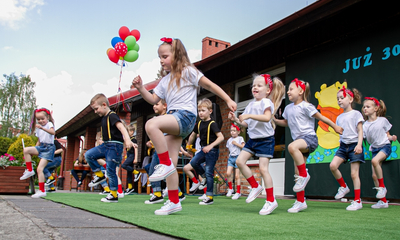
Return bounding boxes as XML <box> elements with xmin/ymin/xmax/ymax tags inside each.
<box><xmin>287</xmin><ymin>143</ymin><xmax>297</xmax><ymax>155</ymax></box>
<box><xmin>329</xmin><ymin>162</ymin><xmax>337</xmax><ymax>172</ymax></box>
<box><xmin>371</xmin><ymin>158</ymin><xmax>380</xmax><ymax>167</ymax></box>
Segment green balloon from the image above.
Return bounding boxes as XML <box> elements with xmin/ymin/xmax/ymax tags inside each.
<box><xmin>124</xmin><ymin>50</ymin><xmax>139</xmax><ymax>62</ymax></box>
<box><xmin>124</xmin><ymin>36</ymin><xmax>137</xmax><ymax>50</ymax></box>
<box><xmin>132</xmin><ymin>43</ymin><xmax>140</xmax><ymax>52</ymax></box>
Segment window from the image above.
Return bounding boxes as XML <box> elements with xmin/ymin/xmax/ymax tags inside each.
<box><xmin>209</xmin><ymin>40</ymin><xmax>212</xmax><ymax>46</ymax></box>
<box><xmin>215</xmin><ymin>42</ymin><xmax>218</xmax><ymax>47</ymax></box>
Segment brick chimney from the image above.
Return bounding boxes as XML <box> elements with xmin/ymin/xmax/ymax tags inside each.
<box><xmin>201</xmin><ymin>37</ymin><xmax>231</xmax><ymax>59</ymax></box>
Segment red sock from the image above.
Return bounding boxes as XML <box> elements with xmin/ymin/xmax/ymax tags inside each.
<box><xmin>103</xmin><ymin>163</ymin><xmax>106</xmax><ymax>168</ymax></box>
<box><xmin>158</xmin><ymin>151</ymin><xmax>171</xmax><ymax>166</ymax></box>
<box><xmin>191</xmin><ymin>177</ymin><xmax>198</xmax><ymax>184</ymax></box>
<box><xmin>336</xmin><ymin>177</ymin><xmax>346</xmax><ymax>188</ymax></box>
<box><xmin>26</xmin><ymin>162</ymin><xmax>33</xmax><ymax>172</ymax></box>
<box><xmin>228</xmin><ymin>182</ymin><xmax>233</xmax><ymax>189</ymax></box>
<box><xmin>118</xmin><ymin>184</ymin><xmax>123</xmax><ymax>194</ymax></box>
<box><xmin>246</xmin><ymin>176</ymin><xmax>259</xmax><ymax>188</ymax></box>
<box><xmin>237</xmin><ymin>185</ymin><xmax>241</xmax><ymax>193</ymax></box>
<box><xmin>354</xmin><ymin>189</ymin><xmax>361</xmax><ymax>202</ymax></box>
<box><xmin>203</xmin><ymin>187</ymin><xmax>207</xmax><ymax>194</ymax></box>
<box><xmin>297</xmin><ymin>163</ymin><xmax>307</xmax><ymax>177</ymax></box>
<box><xmin>39</xmin><ymin>182</ymin><xmax>45</xmax><ymax>192</ymax></box>
<box><xmin>168</xmin><ymin>189</ymin><xmax>179</xmax><ymax>204</ymax></box>
<box><xmin>296</xmin><ymin>190</ymin><xmax>305</xmax><ymax>202</ymax></box>
<box><xmin>381</xmin><ymin>197</ymin><xmax>387</xmax><ymax>203</ymax></box>
<box><xmin>378</xmin><ymin>178</ymin><xmax>385</xmax><ymax>188</ymax></box>
<box><xmin>266</xmin><ymin>187</ymin><xmax>274</xmax><ymax>202</ymax></box>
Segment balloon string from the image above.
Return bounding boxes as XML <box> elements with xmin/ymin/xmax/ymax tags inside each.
<box><xmin>116</xmin><ymin>60</ymin><xmax>124</xmax><ymax>113</ymax></box>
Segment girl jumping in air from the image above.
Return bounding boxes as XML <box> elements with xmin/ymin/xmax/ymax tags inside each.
<box><xmin>132</xmin><ymin>37</ymin><xmax>236</xmax><ymax>215</ymax></box>
<box><xmin>20</xmin><ymin>108</ymin><xmax>56</xmax><ymax>199</ymax></box>
<box><xmin>274</xmin><ymin>79</ymin><xmax>342</xmax><ymax>213</ymax></box>
<box><xmin>329</xmin><ymin>86</ymin><xmax>365</xmax><ymax>211</ymax></box>
<box><xmin>229</xmin><ymin>74</ymin><xmax>285</xmax><ymax>215</ymax></box>
<box><xmin>363</xmin><ymin>97</ymin><xmax>397</xmax><ymax>209</ymax></box>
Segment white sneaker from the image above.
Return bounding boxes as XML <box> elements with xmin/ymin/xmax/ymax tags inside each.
<box><xmin>162</xmin><ymin>187</ymin><xmax>168</xmax><ymax>197</ymax></box>
<box><xmin>246</xmin><ymin>184</ymin><xmax>263</xmax><ymax>203</ymax></box>
<box><xmin>371</xmin><ymin>200</ymin><xmax>389</xmax><ymax>209</ymax></box>
<box><xmin>198</xmin><ymin>178</ymin><xmax>207</xmax><ymax>190</ymax></box>
<box><xmin>154</xmin><ymin>200</ymin><xmax>182</xmax><ymax>215</ymax></box>
<box><xmin>346</xmin><ymin>200</ymin><xmax>362</xmax><ymax>211</ymax></box>
<box><xmin>375</xmin><ymin>187</ymin><xmax>387</xmax><ymax>199</ymax></box>
<box><xmin>334</xmin><ymin>185</ymin><xmax>350</xmax><ymax>199</ymax></box>
<box><xmin>134</xmin><ymin>172</ymin><xmax>142</xmax><ymax>182</ymax></box>
<box><xmin>20</xmin><ymin>169</ymin><xmax>35</xmax><ymax>180</ymax></box>
<box><xmin>118</xmin><ymin>192</ymin><xmax>124</xmax><ymax>198</ymax></box>
<box><xmin>31</xmin><ymin>190</ymin><xmax>46</xmax><ymax>198</ymax></box>
<box><xmin>259</xmin><ymin>199</ymin><xmax>278</xmax><ymax>215</ymax></box>
<box><xmin>198</xmin><ymin>194</ymin><xmax>207</xmax><ymax>200</ymax></box>
<box><xmin>232</xmin><ymin>193</ymin><xmax>241</xmax><ymax>200</ymax></box>
<box><xmin>293</xmin><ymin>172</ymin><xmax>310</xmax><ymax>192</ymax></box>
<box><xmin>149</xmin><ymin>163</ymin><xmax>176</xmax><ymax>182</ymax></box>
<box><xmin>288</xmin><ymin>200</ymin><xmax>307</xmax><ymax>213</ymax></box>
<box><xmin>189</xmin><ymin>181</ymin><xmax>201</xmax><ymax>192</ymax></box>
<box><xmin>226</xmin><ymin>189</ymin><xmax>234</xmax><ymax>197</ymax></box>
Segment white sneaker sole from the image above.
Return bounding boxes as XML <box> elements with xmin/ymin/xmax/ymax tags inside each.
<box><xmin>288</xmin><ymin>205</ymin><xmax>307</xmax><ymax>213</ymax></box>
<box><xmin>259</xmin><ymin>203</ymin><xmax>278</xmax><ymax>215</ymax></box>
<box><xmin>88</xmin><ymin>178</ymin><xmax>107</xmax><ymax>187</ymax></box>
<box><xmin>246</xmin><ymin>187</ymin><xmax>262</xmax><ymax>203</ymax></box>
<box><xmin>149</xmin><ymin>167</ymin><xmax>176</xmax><ymax>182</ymax></box>
<box><xmin>20</xmin><ymin>171</ymin><xmax>35</xmax><ymax>180</ymax></box>
<box><xmin>154</xmin><ymin>206</ymin><xmax>182</xmax><ymax>215</ymax></box>
<box><xmin>293</xmin><ymin>174</ymin><xmax>310</xmax><ymax>192</ymax></box>
<box><xmin>334</xmin><ymin>188</ymin><xmax>350</xmax><ymax>199</ymax></box>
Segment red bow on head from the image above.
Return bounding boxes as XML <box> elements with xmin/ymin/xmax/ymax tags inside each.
<box><xmin>35</xmin><ymin>108</ymin><xmax>50</xmax><ymax>115</ymax></box>
<box><xmin>261</xmin><ymin>74</ymin><xmax>273</xmax><ymax>92</ymax></box>
<box><xmin>365</xmin><ymin>97</ymin><xmax>380</xmax><ymax>107</ymax></box>
<box><xmin>339</xmin><ymin>85</ymin><xmax>354</xmax><ymax>98</ymax></box>
<box><xmin>231</xmin><ymin>124</ymin><xmax>240</xmax><ymax>131</ymax></box>
<box><xmin>291</xmin><ymin>78</ymin><xmax>305</xmax><ymax>91</ymax></box>
<box><xmin>160</xmin><ymin>37</ymin><xmax>173</xmax><ymax>44</ymax></box>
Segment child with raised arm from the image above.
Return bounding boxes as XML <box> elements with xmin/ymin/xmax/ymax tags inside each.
<box><xmin>225</xmin><ymin>124</ymin><xmax>245</xmax><ymax>199</ymax></box>
<box><xmin>132</xmin><ymin>37</ymin><xmax>236</xmax><ymax>215</ymax></box>
<box><xmin>329</xmin><ymin>86</ymin><xmax>365</xmax><ymax>211</ymax></box>
<box><xmin>229</xmin><ymin>74</ymin><xmax>285</xmax><ymax>215</ymax></box>
<box><xmin>20</xmin><ymin>108</ymin><xmax>56</xmax><ymax>198</ymax></box>
<box><xmin>274</xmin><ymin>78</ymin><xmax>343</xmax><ymax>213</ymax></box>
<box><xmin>85</xmin><ymin>93</ymin><xmax>135</xmax><ymax>203</ymax></box>
<box><xmin>363</xmin><ymin>97</ymin><xmax>397</xmax><ymax>209</ymax></box>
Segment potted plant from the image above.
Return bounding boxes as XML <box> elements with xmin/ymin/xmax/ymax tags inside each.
<box><xmin>213</xmin><ymin>174</ymin><xmax>224</xmax><ymax>195</ymax></box>
<box><xmin>0</xmin><ymin>153</ymin><xmax>31</xmax><ymax>194</ymax></box>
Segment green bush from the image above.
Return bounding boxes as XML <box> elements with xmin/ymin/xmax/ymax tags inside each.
<box><xmin>7</xmin><ymin>134</ymin><xmax>40</xmax><ymax>167</ymax></box>
<box><xmin>0</xmin><ymin>137</ymin><xmax>13</xmax><ymax>155</ymax></box>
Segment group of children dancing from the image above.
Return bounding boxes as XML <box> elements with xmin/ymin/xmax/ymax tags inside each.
<box><xmin>20</xmin><ymin>37</ymin><xmax>396</xmax><ymax>216</ymax></box>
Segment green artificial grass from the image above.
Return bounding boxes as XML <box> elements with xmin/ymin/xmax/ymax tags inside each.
<box><xmin>44</xmin><ymin>193</ymin><xmax>400</xmax><ymax>240</ymax></box>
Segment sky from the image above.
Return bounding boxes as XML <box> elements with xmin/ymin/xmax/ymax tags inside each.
<box><xmin>0</xmin><ymin>0</ymin><xmax>317</xmax><ymax>129</ymax></box>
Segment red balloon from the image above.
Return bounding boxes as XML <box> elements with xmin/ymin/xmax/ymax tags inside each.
<box><xmin>115</xmin><ymin>42</ymin><xmax>128</xmax><ymax>57</ymax></box>
<box><xmin>107</xmin><ymin>49</ymin><xmax>119</xmax><ymax>63</ymax></box>
<box><xmin>119</xmin><ymin>26</ymin><xmax>130</xmax><ymax>41</ymax></box>
<box><xmin>130</xmin><ymin>29</ymin><xmax>141</xmax><ymax>41</ymax></box>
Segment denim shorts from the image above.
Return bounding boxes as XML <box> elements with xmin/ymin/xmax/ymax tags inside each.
<box><xmin>335</xmin><ymin>142</ymin><xmax>365</xmax><ymax>163</ymax></box>
<box><xmin>371</xmin><ymin>144</ymin><xmax>392</xmax><ymax>160</ymax></box>
<box><xmin>296</xmin><ymin>135</ymin><xmax>318</xmax><ymax>157</ymax></box>
<box><xmin>168</xmin><ymin>109</ymin><xmax>196</xmax><ymax>139</ymax></box>
<box><xmin>227</xmin><ymin>155</ymin><xmax>238</xmax><ymax>168</ymax></box>
<box><xmin>242</xmin><ymin>136</ymin><xmax>274</xmax><ymax>158</ymax></box>
<box><xmin>35</xmin><ymin>143</ymin><xmax>56</xmax><ymax>161</ymax></box>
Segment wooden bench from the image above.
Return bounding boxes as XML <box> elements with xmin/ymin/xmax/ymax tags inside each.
<box><xmin>136</xmin><ymin>168</ymin><xmax>190</xmax><ymax>194</ymax></box>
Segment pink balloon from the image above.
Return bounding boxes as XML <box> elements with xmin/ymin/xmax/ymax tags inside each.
<box><xmin>130</xmin><ymin>29</ymin><xmax>141</xmax><ymax>41</ymax></box>
<box><xmin>119</xmin><ymin>26</ymin><xmax>130</xmax><ymax>41</ymax></box>
<box><xmin>115</xmin><ymin>42</ymin><xmax>128</xmax><ymax>57</ymax></box>
<box><xmin>107</xmin><ymin>49</ymin><xmax>119</xmax><ymax>63</ymax></box>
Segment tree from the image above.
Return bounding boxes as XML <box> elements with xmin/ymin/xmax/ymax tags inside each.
<box><xmin>0</xmin><ymin>73</ymin><xmax>37</xmax><ymax>138</ymax></box>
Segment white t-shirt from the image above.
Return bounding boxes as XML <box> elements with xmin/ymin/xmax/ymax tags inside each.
<box><xmin>363</xmin><ymin>117</ymin><xmax>392</xmax><ymax>149</ymax></box>
<box><xmin>195</xmin><ymin>137</ymin><xmax>201</xmax><ymax>155</ymax></box>
<box><xmin>336</xmin><ymin>110</ymin><xmax>364</xmax><ymax>144</ymax></box>
<box><xmin>154</xmin><ymin>66</ymin><xmax>203</xmax><ymax>115</ymax></box>
<box><xmin>243</xmin><ymin>98</ymin><xmax>275</xmax><ymax>139</ymax></box>
<box><xmin>282</xmin><ymin>101</ymin><xmax>318</xmax><ymax>140</ymax></box>
<box><xmin>35</xmin><ymin>122</ymin><xmax>55</xmax><ymax>144</ymax></box>
<box><xmin>226</xmin><ymin>136</ymin><xmax>244</xmax><ymax>156</ymax></box>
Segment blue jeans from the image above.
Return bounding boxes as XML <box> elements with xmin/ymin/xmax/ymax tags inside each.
<box><xmin>85</xmin><ymin>142</ymin><xmax>123</xmax><ymax>191</ymax></box>
<box><xmin>168</xmin><ymin>109</ymin><xmax>197</xmax><ymax>139</ymax></box>
<box><xmin>190</xmin><ymin>148</ymin><xmax>219</xmax><ymax>196</ymax></box>
<box><xmin>35</xmin><ymin>143</ymin><xmax>56</xmax><ymax>161</ymax></box>
<box><xmin>43</xmin><ymin>156</ymin><xmax>61</xmax><ymax>188</ymax></box>
<box><xmin>335</xmin><ymin>142</ymin><xmax>365</xmax><ymax>163</ymax></box>
<box><xmin>121</xmin><ymin>152</ymin><xmax>135</xmax><ymax>184</ymax></box>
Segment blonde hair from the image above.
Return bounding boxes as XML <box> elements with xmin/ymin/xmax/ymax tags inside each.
<box><xmin>198</xmin><ymin>98</ymin><xmax>213</xmax><ymax>110</ymax></box>
<box><xmin>30</xmin><ymin>108</ymin><xmax>55</xmax><ymax>134</ymax></box>
<box><xmin>128</xmin><ymin>123</ymin><xmax>136</xmax><ymax>132</ymax></box>
<box><xmin>339</xmin><ymin>87</ymin><xmax>362</xmax><ymax>108</ymax></box>
<box><xmin>290</xmin><ymin>79</ymin><xmax>311</xmax><ymax>102</ymax></box>
<box><xmin>90</xmin><ymin>93</ymin><xmax>109</xmax><ymax>107</ymax></box>
<box><xmin>362</xmin><ymin>98</ymin><xmax>387</xmax><ymax>120</ymax></box>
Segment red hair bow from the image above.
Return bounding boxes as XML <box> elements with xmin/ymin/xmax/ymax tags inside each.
<box><xmin>231</xmin><ymin>124</ymin><xmax>240</xmax><ymax>131</ymax></box>
<box><xmin>261</xmin><ymin>74</ymin><xmax>273</xmax><ymax>92</ymax></box>
<box><xmin>291</xmin><ymin>78</ymin><xmax>305</xmax><ymax>91</ymax></box>
<box><xmin>339</xmin><ymin>85</ymin><xmax>354</xmax><ymax>98</ymax></box>
<box><xmin>365</xmin><ymin>97</ymin><xmax>380</xmax><ymax>107</ymax></box>
<box><xmin>160</xmin><ymin>37</ymin><xmax>173</xmax><ymax>44</ymax></box>
<box><xmin>35</xmin><ymin>108</ymin><xmax>50</xmax><ymax>115</ymax></box>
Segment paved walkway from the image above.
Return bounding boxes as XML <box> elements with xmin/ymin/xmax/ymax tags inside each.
<box><xmin>0</xmin><ymin>194</ymin><xmax>177</xmax><ymax>240</ymax></box>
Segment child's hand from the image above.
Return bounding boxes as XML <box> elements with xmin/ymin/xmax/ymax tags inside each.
<box><xmin>226</xmin><ymin>100</ymin><xmax>237</xmax><ymax>112</ymax></box>
<box><xmin>228</xmin><ymin>112</ymin><xmax>235</xmax><ymax>121</ymax></box>
<box><xmin>334</xmin><ymin>125</ymin><xmax>343</xmax><ymax>135</ymax></box>
<box><xmin>354</xmin><ymin>144</ymin><xmax>363</xmax><ymax>155</ymax></box>
<box><xmin>390</xmin><ymin>135</ymin><xmax>397</xmax><ymax>142</ymax></box>
<box><xmin>36</xmin><ymin>124</ymin><xmax>42</xmax><ymax>129</ymax></box>
<box><xmin>239</xmin><ymin>114</ymin><xmax>249</xmax><ymax>122</ymax></box>
<box><xmin>202</xmin><ymin>145</ymin><xmax>212</xmax><ymax>153</ymax></box>
<box><xmin>125</xmin><ymin>141</ymin><xmax>136</xmax><ymax>150</ymax></box>
<box><xmin>132</xmin><ymin>76</ymin><xmax>143</xmax><ymax>89</ymax></box>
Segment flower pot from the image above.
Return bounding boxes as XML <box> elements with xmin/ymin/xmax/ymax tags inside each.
<box><xmin>213</xmin><ymin>183</ymin><xmax>219</xmax><ymax>195</ymax></box>
<box><xmin>0</xmin><ymin>166</ymin><xmax>30</xmax><ymax>194</ymax></box>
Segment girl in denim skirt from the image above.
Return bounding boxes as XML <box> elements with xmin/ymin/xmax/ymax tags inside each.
<box><xmin>20</xmin><ymin>108</ymin><xmax>56</xmax><ymax>199</ymax></box>
<box><xmin>274</xmin><ymin>79</ymin><xmax>343</xmax><ymax>213</ymax></box>
<box><xmin>228</xmin><ymin>74</ymin><xmax>285</xmax><ymax>215</ymax></box>
<box><xmin>132</xmin><ymin>37</ymin><xmax>236</xmax><ymax>215</ymax></box>
<box><xmin>363</xmin><ymin>97</ymin><xmax>397</xmax><ymax>209</ymax></box>
<box><xmin>329</xmin><ymin>86</ymin><xmax>364</xmax><ymax>211</ymax></box>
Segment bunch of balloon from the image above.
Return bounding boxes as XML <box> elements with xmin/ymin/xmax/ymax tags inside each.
<box><xmin>106</xmin><ymin>26</ymin><xmax>141</xmax><ymax>64</ymax></box>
